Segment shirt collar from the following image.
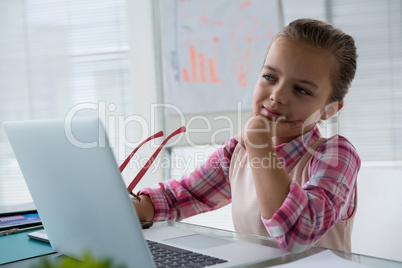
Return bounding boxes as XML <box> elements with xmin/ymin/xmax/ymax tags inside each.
<box><xmin>275</xmin><ymin>126</ymin><xmax>322</xmax><ymax>169</ymax></box>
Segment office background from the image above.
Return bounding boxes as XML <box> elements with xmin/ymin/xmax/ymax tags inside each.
<box><xmin>0</xmin><ymin>0</ymin><xmax>401</xmax><ymax>263</ymax></box>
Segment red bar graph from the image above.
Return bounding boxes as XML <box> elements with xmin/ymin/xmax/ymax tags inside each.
<box><xmin>182</xmin><ymin>45</ymin><xmax>219</xmax><ymax>84</ymax></box>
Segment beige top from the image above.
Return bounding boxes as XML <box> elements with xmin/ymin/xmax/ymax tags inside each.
<box><xmin>229</xmin><ymin>138</ymin><xmax>357</xmax><ymax>252</ymax></box>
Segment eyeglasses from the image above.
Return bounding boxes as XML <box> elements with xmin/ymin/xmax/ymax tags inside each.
<box><xmin>120</xmin><ymin>126</ymin><xmax>186</xmax><ymax>194</ymax></box>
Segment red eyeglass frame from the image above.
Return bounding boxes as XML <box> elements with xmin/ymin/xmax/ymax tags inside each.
<box><xmin>120</xmin><ymin>126</ymin><xmax>186</xmax><ymax>194</ymax></box>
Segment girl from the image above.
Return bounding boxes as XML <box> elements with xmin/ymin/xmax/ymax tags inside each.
<box><xmin>133</xmin><ymin>18</ymin><xmax>360</xmax><ymax>253</ymax></box>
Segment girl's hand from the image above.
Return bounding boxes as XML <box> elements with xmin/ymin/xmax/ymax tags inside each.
<box><xmin>130</xmin><ymin>194</ymin><xmax>155</xmax><ymax>222</ymax></box>
<box><xmin>238</xmin><ymin>113</ymin><xmax>303</xmax><ymax>150</ymax></box>
<box><xmin>238</xmin><ymin>113</ymin><xmax>297</xmax><ymax>219</ymax></box>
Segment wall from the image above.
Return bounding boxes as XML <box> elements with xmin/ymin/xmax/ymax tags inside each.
<box><xmin>351</xmin><ymin>167</ymin><xmax>402</xmax><ymax>262</ymax></box>
<box><xmin>125</xmin><ymin>0</ymin><xmax>164</xmax><ymax>190</ymax></box>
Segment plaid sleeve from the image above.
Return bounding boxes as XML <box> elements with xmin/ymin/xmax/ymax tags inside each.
<box><xmin>262</xmin><ymin>135</ymin><xmax>360</xmax><ymax>252</ymax></box>
<box><xmin>139</xmin><ymin>137</ymin><xmax>237</xmax><ymax>222</ymax></box>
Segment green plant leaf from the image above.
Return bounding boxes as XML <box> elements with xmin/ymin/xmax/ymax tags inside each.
<box><xmin>31</xmin><ymin>251</ymin><xmax>127</xmax><ymax>268</ymax></box>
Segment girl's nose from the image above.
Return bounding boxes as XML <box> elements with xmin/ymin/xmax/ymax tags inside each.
<box><xmin>270</xmin><ymin>85</ymin><xmax>287</xmax><ymax>105</ymax></box>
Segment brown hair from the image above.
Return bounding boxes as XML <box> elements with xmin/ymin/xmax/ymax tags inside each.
<box><xmin>269</xmin><ymin>18</ymin><xmax>357</xmax><ymax>102</ymax></box>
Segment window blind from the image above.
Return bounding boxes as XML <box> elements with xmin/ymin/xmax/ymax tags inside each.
<box><xmin>0</xmin><ymin>0</ymin><xmax>130</xmax><ymax>206</ymax></box>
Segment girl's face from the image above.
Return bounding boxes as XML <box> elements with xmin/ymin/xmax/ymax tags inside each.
<box><xmin>252</xmin><ymin>38</ymin><xmax>337</xmax><ymax>143</ymax></box>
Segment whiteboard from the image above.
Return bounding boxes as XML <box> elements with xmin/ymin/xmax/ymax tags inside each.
<box><xmin>159</xmin><ymin>0</ymin><xmax>280</xmax><ymax>114</ymax></box>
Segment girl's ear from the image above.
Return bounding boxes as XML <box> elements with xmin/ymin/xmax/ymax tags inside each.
<box><xmin>320</xmin><ymin>101</ymin><xmax>344</xmax><ymax>120</ymax></box>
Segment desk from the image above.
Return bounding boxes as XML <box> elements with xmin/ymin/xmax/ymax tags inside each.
<box><xmin>1</xmin><ymin>221</ymin><xmax>401</xmax><ymax>268</ymax></box>
<box><xmin>0</xmin><ymin>228</ymin><xmax>55</xmax><ymax>265</ymax></box>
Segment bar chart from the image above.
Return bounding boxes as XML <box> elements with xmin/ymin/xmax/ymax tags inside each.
<box><xmin>181</xmin><ymin>45</ymin><xmax>220</xmax><ymax>84</ymax></box>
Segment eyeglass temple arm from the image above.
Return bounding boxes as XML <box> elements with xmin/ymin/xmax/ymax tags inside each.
<box><xmin>127</xmin><ymin>126</ymin><xmax>186</xmax><ymax>193</ymax></box>
<box><xmin>119</xmin><ymin>131</ymin><xmax>164</xmax><ymax>173</ymax></box>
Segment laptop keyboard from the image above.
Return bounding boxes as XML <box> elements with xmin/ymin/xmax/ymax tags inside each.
<box><xmin>147</xmin><ymin>240</ymin><xmax>228</xmax><ymax>268</ymax></box>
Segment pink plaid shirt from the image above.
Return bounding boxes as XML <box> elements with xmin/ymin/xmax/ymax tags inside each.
<box><xmin>139</xmin><ymin>126</ymin><xmax>360</xmax><ymax>251</ymax></box>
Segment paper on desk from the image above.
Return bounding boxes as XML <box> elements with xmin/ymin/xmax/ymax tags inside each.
<box><xmin>273</xmin><ymin>250</ymin><xmax>370</xmax><ymax>268</ymax></box>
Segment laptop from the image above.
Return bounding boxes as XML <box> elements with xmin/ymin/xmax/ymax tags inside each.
<box><xmin>4</xmin><ymin>117</ymin><xmax>287</xmax><ymax>267</ymax></box>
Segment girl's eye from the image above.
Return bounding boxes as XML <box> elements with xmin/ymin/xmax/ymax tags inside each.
<box><xmin>295</xmin><ymin>86</ymin><xmax>310</xmax><ymax>95</ymax></box>
<box><xmin>263</xmin><ymin>74</ymin><xmax>276</xmax><ymax>82</ymax></box>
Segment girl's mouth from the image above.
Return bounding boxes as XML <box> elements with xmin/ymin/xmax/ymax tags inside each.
<box><xmin>262</xmin><ymin>106</ymin><xmax>287</xmax><ymax>121</ymax></box>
